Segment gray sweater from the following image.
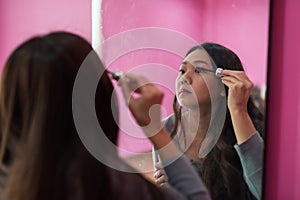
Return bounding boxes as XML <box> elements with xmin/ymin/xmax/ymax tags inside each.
<box><xmin>153</xmin><ymin>115</ymin><xmax>264</xmax><ymax>200</ymax></box>
<box><xmin>234</xmin><ymin>132</ymin><xmax>264</xmax><ymax>200</ymax></box>
<box><xmin>163</xmin><ymin>155</ymin><xmax>211</xmax><ymax>200</ymax></box>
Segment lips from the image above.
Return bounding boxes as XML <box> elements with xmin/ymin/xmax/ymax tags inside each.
<box><xmin>178</xmin><ymin>88</ymin><xmax>192</xmax><ymax>95</ymax></box>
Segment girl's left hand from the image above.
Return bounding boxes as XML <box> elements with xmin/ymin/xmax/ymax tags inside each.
<box><xmin>154</xmin><ymin>163</ymin><xmax>167</xmax><ymax>186</ymax></box>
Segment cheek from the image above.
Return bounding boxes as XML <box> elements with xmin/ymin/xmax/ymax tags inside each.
<box><xmin>193</xmin><ymin>78</ymin><xmax>213</xmax><ymax>101</ymax></box>
<box><xmin>202</xmin><ymin>78</ymin><xmax>222</xmax><ymax>99</ymax></box>
<box><xmin>175</xmin><ymin>76</ymin><xmax>181</xmax><ymax>90</ymax></box>
<box><xmin>193</xmin><ymin>76</ymin><xmax>208</xmax><ymax>91</ymax></box>
<box><xmin>195</xmin><ymin>86</ymin><xmax>210</xmax><ymax>101</ymax></box>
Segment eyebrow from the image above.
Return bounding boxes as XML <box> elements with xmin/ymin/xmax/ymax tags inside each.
<box><xmin>181</xmin><ymin>60</ymin><xmax>209</xmax><ymax>66</ymax></box>
<box><xmin>192</xmin><ymin>60</ymin><xmax>209</xmax><ymax>66</ymax></box>
<box><xmin>181</xmin><ymin>60</ymin><xmax>215</xmax><ymax>73</ymax></box>
<box><xmin>181</xmin><ymin>61</ymin><xmax>188</xmax><ymax>65</ymax></box>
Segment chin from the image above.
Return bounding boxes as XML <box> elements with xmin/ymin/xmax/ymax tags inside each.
<box><xmin>178</xmin><ymin>100</ymin><xmax>199</xmax><ymax>109</ymax></box>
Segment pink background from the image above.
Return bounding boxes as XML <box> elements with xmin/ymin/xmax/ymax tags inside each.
<box><xmin>0</xmin><ymin>0</ymin><xmax>300</xmax><ymax>199</ymax></box>
<box><xmin>0</xmin><ymin>0</ymin><xmax>92</xmax><ymax>72</ymax></box>
<box><xmin>102</xmin><ymin>0</ymin><xmax>269</xmax><ymax>86</ymax></box>
<box><xmin>100</xmin><ymin>0</ymin><xmax>269</xmax><ymax>156</ymax></box>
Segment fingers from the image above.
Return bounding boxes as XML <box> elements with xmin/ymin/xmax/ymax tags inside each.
<box><xmin>154</xmin><ymin>168</ymin><xmax>164</xmax><ymax>178</ymax></box>
<box><xmin>118</xmin><ymin>73</ymin><xmax>163</xmax><ymax>104</ymax></box>
<box><xmin>154</xmin><ymin>168</ymin><xmax>167</xmax><ymax>186</ymax></box>
<box><xmin>220</xmin><ymin>69</ymin><xmax>254</xmax><ymax>112</ymax></box>
<box><xmin>221</xmin><ymin>69</ymin><xmax>251</xmax><ymax>82</ymax></box>
<box><xmin>220</xmin><ymin>70</ymin><xmax>253</xmax><ymax>91</ymax></box>
<box><xmin>118</xmin><ymin>73</ymin><xmax>147</xmax><ymax>106</ymax></box>
<box><xmin>118</xmin><ymin>76</ymin><xmax>134</xmax><ymax>108</ymax></box>
<box><xmin>118</xmin><ymin>72</ymin><xmax>164</xmax><ymax>134</ymax></box>
<box><xmin>156</xmin><ymin>176</ymin><xmax>167</xmax><ymax>186</ymax></box>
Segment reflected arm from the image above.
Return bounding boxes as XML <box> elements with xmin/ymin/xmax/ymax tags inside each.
<box><xmin>152</xmin><ymin>127</ymin><xmax>211</xmax><ymax>200</ymax></box>
<box><xmin>234</xmin><ymin>132</ymin><xmax>264</xmax><ymax>200</ymax></box>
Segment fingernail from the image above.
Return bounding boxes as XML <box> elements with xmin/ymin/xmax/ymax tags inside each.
<box><xmin>154</xmin><ymin>171</ymin><xmax>158</xmax><ymax>178</ymax></box>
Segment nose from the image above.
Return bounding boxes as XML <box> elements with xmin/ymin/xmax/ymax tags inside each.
<box><xmin>178</xmin><ymin>62</ymin><xmax>194</xmax><ymax>85</ymax></box>
<box><xmin>180</xmin><ymin>73</ymin><xmax>192</xmax><ymax>85</ymax></box>
<box><xmin>180</xmin><ymin>77</ymin><xmax>189</xmax><ymax>84</ymax></box>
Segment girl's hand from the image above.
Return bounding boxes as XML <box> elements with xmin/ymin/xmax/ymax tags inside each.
<box><xmin>118</xmin><ymin>73</ymin><xmax>164</xmax><ymax>138</ymax></box>
<box><xmin>220</xmin><ymin>70</ymin><xmax>257</xmax><ymax>144</ymax></box>
<box><xmin>220</xmin><ymin>70</ymin><xmax>254</xmax><ymax>113</ymax></box>
<box><xmin>154</xmin><ymin>163</ymin><xmax>167</xmax><ymax>186</ymax></box>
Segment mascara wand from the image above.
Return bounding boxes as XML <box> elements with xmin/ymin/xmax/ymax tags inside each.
<box><xmin>107</xmin><ymin>70</ymin><xmax>124</xmax><ymax>81</ymax></box>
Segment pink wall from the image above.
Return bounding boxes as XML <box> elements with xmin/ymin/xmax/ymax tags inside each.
<box><xmin>265</xmin><ymin>0</ymin><xmax>300</xmax><ymax>199</ymax></box>
<box><xmin>101</xmin><ymin>0</ymin><xmax>270</xmax><ymax>155</ymax></box>
<box><xmin>101</xmin><ymin>0</ymin><xmax>205</xmax><ymax>154</ymax></box>
<box><xmin>201</xmin><ymin>0</ymin><xmax>269</xmax><ymax>86</ymax></box>
<box><xmin>102</xmin><ymin>0</ymin><xmax>269</xmax><ymax>86</ymax></box>
<box><xmin>4</xmin><ymin>0</ymin><xmax>300</xmax><ymax>199</ymax></box>
<box><xmin>0</xmin><ymin>0</ymin><xmax>91</xmax><ymax>72</ymax></box>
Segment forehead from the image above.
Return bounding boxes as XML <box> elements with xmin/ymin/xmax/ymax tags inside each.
<box><xmin>184</xmin><ymin>49</ymin><xmax>211</xmax><ymax>65</ymax></box>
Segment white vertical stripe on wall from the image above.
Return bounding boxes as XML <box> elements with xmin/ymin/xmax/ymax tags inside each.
<box><xmin>92</xmin><ymin>0</ymin><xmax>103</xmax><ymax>57</ymax></box>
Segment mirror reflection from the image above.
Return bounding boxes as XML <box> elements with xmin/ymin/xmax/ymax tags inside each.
<box><xmin>93</xmin><ymin>0</ymin><xmax>269</xmax><ymax>199</ymax></box>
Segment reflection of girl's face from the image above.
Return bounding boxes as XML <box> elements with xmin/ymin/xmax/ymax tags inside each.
<box><xmin>176</xmin><ymin>49</ymin><xmax>220</xmax><ymax>109</ymax></box>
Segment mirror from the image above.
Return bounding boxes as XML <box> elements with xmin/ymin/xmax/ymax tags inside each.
<box><xmin>92</xmin><ymin>0</ymin><xmax>269</xmax><ymax>192</ymax></box>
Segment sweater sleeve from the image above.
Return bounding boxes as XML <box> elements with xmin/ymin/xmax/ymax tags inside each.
<box><xmin>162</xmin><ymin>155</ymin><xmax>211</xmax><ymax>200</ymax></box>
<box><xmin>234</xmin><ymin>132</ymin><xmax>264</xmax><ymax>200</ymax></box>
<box><xmin>154</xmin><ymin>115</ymin><xmax>210</xmax><ymax>199</ymax></box>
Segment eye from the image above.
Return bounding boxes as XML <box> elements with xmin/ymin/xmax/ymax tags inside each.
<box><xmin>179</xmin><ymin>69</ymin><xmax>185</xmax><ymax>74</ymax></box>
<box><xmin>195</xmin><ymin>67</ymin><xmax>215</xmax><ymax>74</ymax></box>
<box><xmin>195</xmin><ymin>67</ymin><xmax>204</xmax><ymax>73</ymax></box>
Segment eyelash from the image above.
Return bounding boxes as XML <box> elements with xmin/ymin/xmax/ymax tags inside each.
<box><xmin>179</xmin><ymin>67</ymin><xmax>205</xmax><ymax>74</ymax></box>
<box><xmin>195</xmin><ymin>67</ymin><xmax>204</xmax><ymax>73</ymax></box>
<box><xmin>179</xmin><ymin>69</ymin><xmax>185</xmax><ymax>74</ymax></box>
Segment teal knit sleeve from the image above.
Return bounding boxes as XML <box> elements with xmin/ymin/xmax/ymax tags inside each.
<box><xmin>234</xmin><ymin>132</ymin><xmax>264</xmax><ymax>200</ymax></box>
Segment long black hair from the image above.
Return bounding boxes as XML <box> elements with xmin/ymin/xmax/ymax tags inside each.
<box><xmin>0</xmin><ymin>32</ymin><xmax>173</xmax><ymax>200</ymax></box>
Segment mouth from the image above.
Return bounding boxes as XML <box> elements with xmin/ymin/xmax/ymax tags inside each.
<box><xmin>178</xmin><ymin>88</ymin><xmax>192</xmax><ymax>95</ymax></box>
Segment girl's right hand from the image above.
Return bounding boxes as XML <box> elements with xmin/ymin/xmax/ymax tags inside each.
<box><xmin>118</xmin><ymin>73</ymin><xmax>164</xmax><ymax>138</ymax></box>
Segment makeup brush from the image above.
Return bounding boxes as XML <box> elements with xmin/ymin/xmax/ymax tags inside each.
<box><xmin>107</xmin><ymin>70</ymin><xmax>123</xmax><ymax>81</ymax></box>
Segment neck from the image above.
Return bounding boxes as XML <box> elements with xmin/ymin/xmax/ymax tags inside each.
<box><xmin>179</xmin><ymin>99</ymin><xmax>225</xmax><ymax>162</ymax></box>
<box><xmin>183</xmin><ymin>103</ymin><xmax>211</xmax><ymax>132</ymax></box>
<box><xmin>180</xmin><ymin>108</ymin><xmax>210</xmax><ymax>154</ymax></box>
